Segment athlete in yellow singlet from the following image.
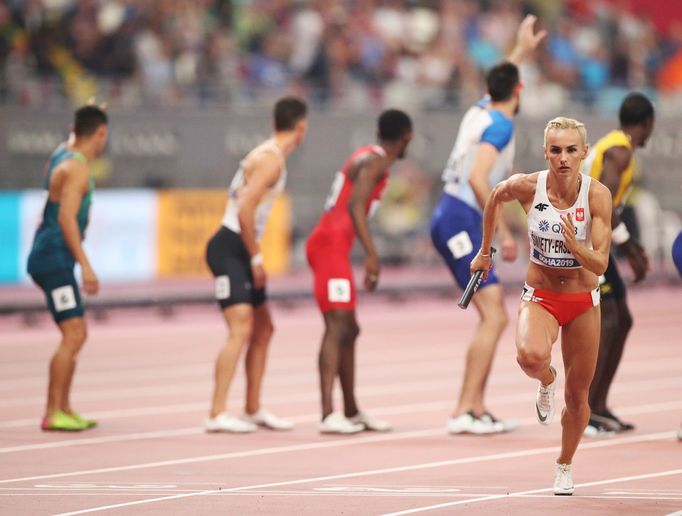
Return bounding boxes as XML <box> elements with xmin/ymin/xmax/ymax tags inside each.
<box><xmin>581</xmin><ymin>92</ymin><xmax>655</xmax><ymax>436</ymax></box>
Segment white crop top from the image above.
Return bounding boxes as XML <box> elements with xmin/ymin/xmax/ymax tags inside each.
<box><xmin>222</xmin><ymin>141</ymin><xmax>286</xmax><ymax>241</ymax></box>
<box><xmin>527</xmin><ymin>170</ymin><xmax>592</xmax><ymax>269</ymax></box>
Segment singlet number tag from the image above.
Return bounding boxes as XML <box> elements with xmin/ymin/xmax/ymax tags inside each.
<box><xmin>324</xmin><ymin>172</ymin><xmax>345</xmax><ymax>211</ymax></box>
<box><xmin>328</xmin><ymin>278</ymin><xmax>351</xmax><ymax>303</ymax></box>
<box><xmin>368</xmin><ymin>200</ymin><xmax>381</xmax><ymax>219</ymax></box>
<box><xmin>52</xmin><ymin>285</ymin><xmax>77</xmax><ymax>312</ymax></box>
<box><xmin>447</xmin><ymin>231</ymin><xmax>473</xmax><ymax>259</ymax></box>
<box><xmin>215</xmin><ymin>276</ymin><xmax>231</xmax><ymax>300</ymax></box>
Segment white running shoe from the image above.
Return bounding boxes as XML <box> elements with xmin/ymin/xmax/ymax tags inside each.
<box><xmin>205</xmin><ymin>412</ymin><xmax>257</xmax><ymax>433</ymax></box>
<box><xmin>536</xmin><ymin>366</ymin><xmax>557</xmax><ymax>425</ymax></box>
<box><xmin>554</xmin><ymin>462</ymin><xmax>575</xmax><ymax>495</ymax></box>
<box><xmin>583</xmin><ymin>419</ymin><xmax>616</xmax><ymax>438</ymax></box>
<box><xmin>447</xmin><ymin>411</ymin><xmax>502</xmax><ymax>435</ymax></box>
<box><xmin>318</xmin><ymin>412</ymin><xmax>364</xmax><ymax>434</ymax></box>
<box><xmin>481</xmin><ymin>412</ymin><xmax>520</xmax><ymax>433</ymax></box>
<box><xmin>242</xmin><ymin>409</ymin><xmax>294</xmax><ymax>431</ymax></box>
<box><xmin>349</xmin><ymin>411</ymin><xmax>393</xmax><ymax>432</ymax></box>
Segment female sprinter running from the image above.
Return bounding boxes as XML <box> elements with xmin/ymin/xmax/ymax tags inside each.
<box><xmin>471</xmin><ymin>117</ymin><xmax>612</xmax><ymax>495</ymax></box>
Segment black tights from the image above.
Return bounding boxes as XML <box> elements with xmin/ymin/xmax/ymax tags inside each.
<box><xmin>318</xmin><ymin>310</ymin><xmax>360</xmax><ymax>420</ymax></box>
<box><xmin>589</xmin><ymin>296</ymin><xmax>632</xmax><ymax>413</ymax></box>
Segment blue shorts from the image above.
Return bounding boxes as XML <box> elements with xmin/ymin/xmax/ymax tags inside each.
<box><xmin>673</xmin><ymin>230</ymin><xmax>682</xmax><ymax>277</ymax></box>
<box><xmin>430</xmin><ymin>193</ymin><xmax>499</xmax><ymax>291</ymax></box>
<box><xmin>31</xmin><ymin>269</ymin><xmax>84</xmax><ymax>323</ymax></box>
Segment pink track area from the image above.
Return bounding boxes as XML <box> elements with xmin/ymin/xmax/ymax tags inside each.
<box><xmin>0</xmin><ymin>286</ymin><xmax>681</xmax><ymax>515</ymax></box>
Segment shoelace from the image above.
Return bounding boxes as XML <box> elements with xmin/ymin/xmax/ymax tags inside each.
<box><xmin>538</xmin><ymin>385</ymin><xmax>552</xmax><ymax>411</ymax></box>
<box><xmin>556</xmin><ymin>463</ymin><xmax>571</xmax><ymax>474</ymax></box>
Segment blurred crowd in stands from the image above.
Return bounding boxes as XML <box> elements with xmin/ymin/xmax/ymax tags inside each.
<box><xmin>2</xmin><ymin>0</ymin><xmax>682</xmax><ymax>114</ymax></box>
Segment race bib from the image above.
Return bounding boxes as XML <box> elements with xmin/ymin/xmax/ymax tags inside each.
<box><xmin>328</xmin><ymin>278</ymin><xmax>351</xmax><ymax>303</ymax></box>
<box><xmin>51</xmin><ymin>285</ymin><xmax>77</xmax><ymax>312</ymax></box>
<box><xmin>215</xmin><ymin>275</ymin><xmax>231</xmax><ymax>300</ymax></box>
<box><xmin>324</xmin><ymin>172</ymin><xmax>345</xmax><ymax>211</ymax></box>
<box><xmin>447</xmin><ymin>231</ymin><xmax>473</xmax><ymax>259</ymax></box>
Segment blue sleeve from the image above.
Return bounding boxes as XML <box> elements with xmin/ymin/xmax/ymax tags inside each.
<box><xmin>480</xmin><ymin>114</ymin><xmax>514</xmax><ymax>152</ymax></box>
<box><xmin>475</xmin><ymin>97</ymin><xmax>491</xmax><ymax>109</ymax></box>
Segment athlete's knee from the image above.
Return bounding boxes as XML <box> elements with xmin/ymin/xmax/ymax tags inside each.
<box><xmin>516</xmin><ymin>346</ymin><xmax>548</xmax><ymax>374</ymax></box>
<box><xmin>484</xmin><ymin>306</ymin><xmax>508</xmax><ymax>332</ymax></box>
<box><xmin>477</xmin><ymin>290</ymin><xmax>508</xmax><ymax>330</ymax></box>
<box><xmin>253</xmin><ymin>316</ymin><xmax>274</xmax><ymax>343</ymax></box>
<box><xmin>227</xmin><ymin>310</ymin><xmax>254</xmax><ymax>343</ymax></box>
<box><xmin>326</xmin><ymin>311</ymin><xmax>358</xmax><ymax>343</ymax></box>
<box><xmin>263</xmin><ymin>319</ymin><xmax>275</xmax><ymax>339</ymax></box>
<box><xmin>564</xmin><ymin>386</ymin><xmax>589</xmax><ymax>415</ymax></box>
<box><xmin>61</xmin><ymin>319</ymin><xmax>87</xmax><ymax>353</ymax></box>
<box><xmin>346</xmin><ymin>320</ymin><xmax>360</xmax><ymax>341</ymax></box>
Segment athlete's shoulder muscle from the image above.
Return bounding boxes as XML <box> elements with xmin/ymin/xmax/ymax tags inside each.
<box><xmin>588</xmin><ymin>178</ymin><xmax>613</xmax><ymax>217</ymax></box>
<box><xmin>602</xmin><ymin>145</ymin><xmax>632</xmax><ymax>176</ymax></box>
<box><xmin>502</xmin><ymin>172</ymin><xmax>538</xmax><ymax>204</ymax></box>
<box><xmin>348</xmin><ymin>150</ymin><xmax>383</xmax><ymax>183</ymax></box>
<box><xmin>244</xmin><ymin>149</ymin><xmax>283</xmax><ymax>190</ymax></box>
<box><xmin>52</xmin><ymin>158</ymin><xmax>89</xmax><ymax>199</ymax></box>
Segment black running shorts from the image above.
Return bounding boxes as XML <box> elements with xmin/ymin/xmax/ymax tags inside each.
<box><xmin>599</xmin><ymin>253</ymin><xmax>626</xmax><ymax>301</ymax></box>
<box><xmin>205</xmin><ymin>226</ymin><xmax>266</xmax><ymax>309</ymax></box>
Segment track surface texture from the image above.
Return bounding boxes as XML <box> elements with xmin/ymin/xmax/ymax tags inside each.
<box><xmin>1</xmin><ymin>285</ymin><xmax>680</xmax><ymax>515</ymax></box>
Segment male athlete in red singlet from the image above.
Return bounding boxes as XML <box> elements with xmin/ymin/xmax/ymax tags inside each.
<box><xmin>306</xmin><ymin>110</ymin><xmax>413</xmax><ymax>434</ymax></box>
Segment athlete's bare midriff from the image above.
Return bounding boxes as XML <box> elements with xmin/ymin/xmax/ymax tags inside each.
<box><xmin>525</xmin><ymin>261</ymin><xmax>599</xmax><ymax>293</ymax></box>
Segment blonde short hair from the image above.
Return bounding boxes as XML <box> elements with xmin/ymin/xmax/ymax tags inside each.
<box><xmin>544</xmin><ymin>117</ymin><xmax>587</xmax><ymax>147</ymax></box>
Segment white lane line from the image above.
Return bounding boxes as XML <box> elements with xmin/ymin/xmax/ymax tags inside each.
<box><xmin>0</xmin><ymin>428</ymin><xmax>443</xmax><ymax>485</ymax></box>
<box><xmin>3</xmin><ymin>397</ymin><xmax>681</xmax><ymax>455</ymax></box>
<box><xmin>0</xmin><ymin>354</ymin><xmax>457</xmax><ymax>401</ymax></box>
<box><xmin>0</xmin><ymin>428</ymin><xmax>204</xmax><ymax>454</ymax></box>
<box><xmin>0</xmin><ymin>378</ymin><xmax>457</xmax><ymax>429</ymax></box>
<box><xmin>1</xmin><ymin>337</ymin><xmax>679</xmax><ymax>395</ymax></box>
<box><xmin>0</xmin><ymin>352</ymin><xmax>462</xmax><ymax>397</ymax></box>
<box><xmin>3</xmin><ymin>372</ymin><xmax>681</xmax><ymax>430</ymax></box>
<box><xmin>383</xmin><ymin>467</ymin><xmax>682</xmax><ymax>515</ymax></box>
<box><xmin>5</xmin><ymin>492</ymin><xmax>682</xmax><ymax>501</ymax></box>
<box><xmin>0</xmin><ymin>400</ymin><xmax>450</xmax><ymax>454</ymax></box>
<box><xmin>0</xmin><ymin>494</ymin><xmax>200</xmax><ymax>497</ymax></box>
<box><xmin>520</xmin><ymin>495</ymin><xmax>682</xmax><ymax>500</ymax></box>
<box><xmin>50</xmin><ymin>431</ymin><xmax>675</xmax><ymax>516</ymax></box>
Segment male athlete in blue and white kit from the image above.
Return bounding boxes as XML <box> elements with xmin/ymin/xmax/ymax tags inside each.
<box><xmin>430</xmin><ymin>15</ymin><xmax>546</xmax><ymax>434</ymax></box>
<box><xmin>27</xmin><ymin>105</ymin><xmax>108</xmax><ymax>431</ymax></box>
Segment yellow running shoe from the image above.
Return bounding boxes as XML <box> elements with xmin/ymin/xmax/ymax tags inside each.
<box><xmin>70</xmin><ymin>412</ymin><xmax>98</xmax><ymax>429</ymax></box>
<box><xmin>41</xmin><ymin>411</ymin><xmax>87</xmax><ymax>431</ymax></box>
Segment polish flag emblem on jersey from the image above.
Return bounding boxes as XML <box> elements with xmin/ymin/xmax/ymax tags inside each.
<box><xmin>575</xmin><ymin>208</ymin><xmax>585</xmax><ymax>222</ymax></box>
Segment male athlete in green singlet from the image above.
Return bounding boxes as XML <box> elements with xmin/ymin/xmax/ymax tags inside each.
<box><xmin>27</xmin><ymin>105</ymin><xmax>108</xmax><ymax>431</ymax></box>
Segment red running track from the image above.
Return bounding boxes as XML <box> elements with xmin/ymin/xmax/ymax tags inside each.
<box><xmin>0</xmin><ymin>286</ymin><xmax>681</xmax><ymax>515</ymax></box>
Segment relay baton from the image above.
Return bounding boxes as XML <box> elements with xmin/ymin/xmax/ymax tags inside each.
<box><xmin>458</xmin><ymin>247</ymin><xmax>497</xmax><ymax>310</ymax></box>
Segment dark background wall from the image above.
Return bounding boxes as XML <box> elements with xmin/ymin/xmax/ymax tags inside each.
<box><xmin>1</xmin><ymin>106</ymin><xmax>680</xmax><ymax>239</ymax></box>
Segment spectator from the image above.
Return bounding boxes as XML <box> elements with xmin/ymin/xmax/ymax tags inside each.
<box><xmin>0</xmin><ymin>0</ymin><xmax>680</xmax><ymax>112</ymax></box>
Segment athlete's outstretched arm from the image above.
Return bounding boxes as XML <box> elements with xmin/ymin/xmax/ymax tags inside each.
<box><xmin>506</xmin><ymin>15</ymin><xmax>547</xmax><ymax>66</ymax></box>
<box><xmin>57</xmin><ymin>160</ymin><xmax>98</xmax><ymax>295</ymax></box>
<box><xmin>561</xmin><ymin>182</ymin><xmax>612</xmax><ymax>276</ymax></box>
<box><xmin>237</xmin><ymin>152</ymin><xmax>282</xmax><ymax>288</ymax></box>
<box><xmin>348</xmin><ymin>154</ymin><xmax>386</xmax><ymax>292</ymax></box>
<box><xmin>472</xmin><ymin>173</ymin><xmax>536</xmax><ymax>280</ymax></box>
<box><xmin>600</xmin><ymin>145</ymin><xmax>649</xmax><ymax>281</ymax></box>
